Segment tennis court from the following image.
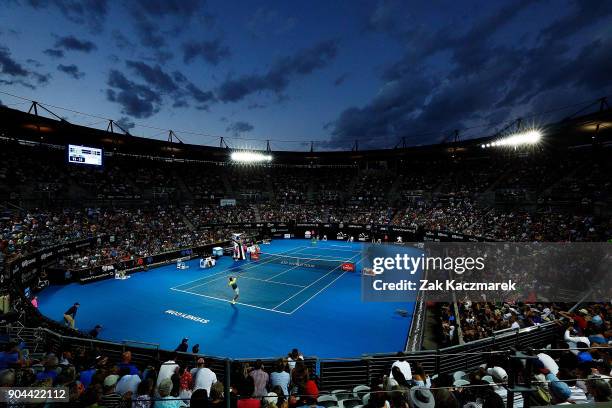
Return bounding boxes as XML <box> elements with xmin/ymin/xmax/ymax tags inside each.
<box><xmin>171</xmin><ymin>245</ymin><xmax>362</xmax><ymax>314</ymax></box>
<box><xmin>37</xmin><ymin>239</ymin><xmax>416</xmax><ymax>358</ymax></box>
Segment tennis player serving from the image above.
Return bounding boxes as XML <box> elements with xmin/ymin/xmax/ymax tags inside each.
<box><xmin>228</xmin><ymin>276</ymin><xmax>239</xmax><ymax>305</ymax></box>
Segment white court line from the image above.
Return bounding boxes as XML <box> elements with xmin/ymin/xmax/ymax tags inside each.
<box><xmin>289</xmin><ymin>254</ymin><xmax>367</xmax><ymax>314</ymax></box>
<box><xmin>172</xmin><ymin>244</ymin><xmax>361</xmax><ymax>315</ymax></box>
<box><xmin>264</xmin><ymin>253</ymin><xmax>356</xmax><ymax>281</ymax></box>
<box><xmin>173</xmin><ymin>246</ymin><xmax>310</xmax><ymax>291</ymax></box>
<box><xmin>173</xmin><ymin>245</ymin><xmax>310</xmax><ymax>288</ymax></box>
<box><xmin>170</xmin><ymin>287</ymin><xmax>291</xmax><ymax>315</ymax></box>
<box><xmin>265</xmin><ymin>263</ymin><xmax>303</xmax><ymax>281</ymax></box>
<box><xmin>182</xmin><ymin>246</ymin><xmax>312</xmax><ymax>291</ymax></box>
<box><xmin>272</xmin><ymin>252</ymin><xmax>361</xmax><ymax>311</ymax></box>
<box><xmin>329</xmin><ymin>245</ymin><xmax>361</xmax><ymax>250</ymax></box>
<box><xmin>282</xmin><ymin>253</ymin><xmax>360</xmax><ymax>260</ymax></box>
<box><xmin>239</xmin><ymin>275</ymin><xmax>305</xmax><ymax>288</ymax></box>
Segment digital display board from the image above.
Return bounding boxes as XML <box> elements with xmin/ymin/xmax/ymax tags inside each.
<box><xmin>67</xmin><ymin>144</ymin><xmax>103</xmax><ymax>166</ymax></box>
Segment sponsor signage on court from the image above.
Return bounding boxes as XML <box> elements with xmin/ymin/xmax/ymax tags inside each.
<box><xmin>165</xmin><ymin>309</ymin><xmax>210</xmax><ymax>324</ymax></box>
<box><xmin>341</xmin><ymin>262</ymin><xmax>356</xmax><ymax>272</ymax></box>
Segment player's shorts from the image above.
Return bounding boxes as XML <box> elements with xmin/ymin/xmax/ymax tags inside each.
<box><xmin>234</xmin><ymin>288</ymin><xmax>240</xmax><ymax>296</ymax></box>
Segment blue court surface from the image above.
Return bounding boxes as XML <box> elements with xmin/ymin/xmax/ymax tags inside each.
<box><xmin>37</xmin><ymin>239</ymin><xmax>416</xmax><ymax>358</ymax></box>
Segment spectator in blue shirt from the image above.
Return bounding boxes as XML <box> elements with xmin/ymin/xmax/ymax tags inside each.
<box><xmin>117</xmin><ymin>351</ymin><xmax>140</xmax><ymax>376</ymax></box>
<box><xmin>0</xmin><ymin>342</ymin><xmax>21</xmax><ymax>370</ymax></box>
<box><xmin>36</xmin><ymin>355</ymin><xmax>59</xmax><ymax>383</ymax></box>
<box><xmin>270</xmin><ymin>359</ymin><xmax>290</xmax><ymax>397</ymax></box>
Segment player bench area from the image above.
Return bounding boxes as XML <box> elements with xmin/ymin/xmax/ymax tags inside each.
<box><xmin>171</xmin><ymin>245</ymin><xmax>361</xmax><ymax>314</ymax></box>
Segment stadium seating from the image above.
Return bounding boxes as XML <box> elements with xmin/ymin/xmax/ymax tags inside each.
<box><xmin>0</xmin><ymin>134</ymin><xmax>611</xmax><ymax>407</ymax></box>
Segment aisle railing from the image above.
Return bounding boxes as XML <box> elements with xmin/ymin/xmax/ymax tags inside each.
<box><xmin>0</xmin><ymin>320</ymin><xmax>559</xmax><ymax>391</ymax></box>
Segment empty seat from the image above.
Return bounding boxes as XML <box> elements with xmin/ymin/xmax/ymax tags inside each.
<box><xmin>318</xmin><ymin>395</ymin><xmax>339</xmax><ymax>408</ymax></box>
<box><xmin>332</xmin><ymin>390</ymin><xmax>352</xmax><ymax>401</ymax></box>
<box><xmin>341</xmin><ymin>398</ymin><xmax>362</xmax><ymax>408</ymax></box>
<box><xmin>352</xmin><ymin>385</ymin><xmax>370</xmax><ymax>399</ymax></box>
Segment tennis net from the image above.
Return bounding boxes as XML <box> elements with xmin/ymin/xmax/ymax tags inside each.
<box><xmin>256</xmin><ymin>252</ymin><xmax>356</xmax><ymax>272</ymax></box>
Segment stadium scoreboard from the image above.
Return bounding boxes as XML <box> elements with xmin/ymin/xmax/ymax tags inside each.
<box><xmin>67</xmin><ymin>144</ymin><xmax>103</xmax><ymax>166</ymax></box>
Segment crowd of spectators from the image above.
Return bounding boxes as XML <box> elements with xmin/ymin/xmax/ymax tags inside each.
<box><xmin>0</xmin><ymin>346</ymin><xmax>324</xmax><ymax>408</ymax></box>
<box><xmin>2</xmin><ymin>201</ymin><xmax>610</xmax><ymax>265</ymax></box>
<box><xmin>258</xmin><ymin>204</ymin><xmax>328</xmax><ymax>224</ymax></box>
<box><xmin>183</xmin><ymin>205</ymin><xmax>256</xmax><ymax>227</ymax></box>
<box><xmin>348</xmin><ymin>172</ymin><xmax>395</xmax><ymax>205</ymax></box>
<box><xmin>2</xmin><ymin>302</ymin><xmax>612</xmax><ymax>407</ymax></box>
<box><xmin>0</xmin><ymin>208</ymin><xmax>96</xmax><ymax>261</ymax></box>
<box><xmin>2</xmin><ymin>144</ymin><xmax>610</xmax><ymax>251</ymax></box>
<box><xmin>392</xmin><ymin>198</ymin><xmax>486</xmax><ymax>236</ymax></box>
<box><xmin>431</xmin><ymin>302</ymin><xmax>612</xmax><ymax>406</ymax></box>
<box><xmin>1</xmin><ymin>143</ymin><xmax>611</xmax><ymax>407</ymax></box>
<box><xmin>0</xmin><ymin>207</ymin><xmax>225</xmax><ymax>271</ymax></box>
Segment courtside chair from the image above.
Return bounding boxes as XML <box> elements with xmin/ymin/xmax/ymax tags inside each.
<box><xmin>352</xmin><ymin>385</ymin><xmax>370</xmax><ymax>399</ymax></box>
<box><xmin>361</xmin><ymin>393</ymin><xmax>370</xmax><ymax>405</ymax></box>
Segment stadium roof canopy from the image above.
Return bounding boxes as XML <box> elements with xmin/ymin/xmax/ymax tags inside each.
<box><xmin>0</xmin><ymin>102</ymin><xmax>610</xmax><ymax>165</ymax></box>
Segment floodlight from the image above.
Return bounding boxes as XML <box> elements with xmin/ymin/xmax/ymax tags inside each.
<box><xmin>230</xmin><ymin>151</ymin><xmax>273</xmax><ymax>163</ymax></box>
<box><xmin>482</xmin><ymin>130</ymin><xmax>542</xmax><ymax>149</ymax></box>
<box><xmin>497</xmin><ymin>130</ymin><xmax>541</xmax><ymax>146</ymax></box>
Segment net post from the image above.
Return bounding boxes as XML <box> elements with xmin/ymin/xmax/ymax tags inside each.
<box><xmin>225</xmin><ymin>358</ymin><xmax>231</xmax><ymax>408</ymax></box>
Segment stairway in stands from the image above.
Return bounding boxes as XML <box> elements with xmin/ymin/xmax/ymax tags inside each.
<box><xmin>386</xmin><ymin>173</ymin><xmax>404</xmax><ymax>206</ymax></box>
<box><xmin>220</xmin><ymin>172</ymin><xmax>234</xmax><ymax>198</ymax></box>
<box><xmin>253</xmin><ymin>204</ymin><xmax>262</xmax><ymax>222</ymax></box>
<box><xmin>264</xmin><ymin>175</ymin><xmax>276</xmax><ymax>204</ymax></box>
<box><xmin>342</xmin><ymin>170</ymin><xmax>362</xmax><ymax>203</ymax></box>
<box><xmin>306</xmin><ymin>178</ymin><xmax>316</xmax><ymax>203</ymax></box>
<box><xmin>181</xmin><ymin>211</ymin><xmax>196</xmax><ymax>231</ymax></box>
<box><xmin>174</xmin><ymin>175</ymin><xmax>193</xmax><ymax>203</ymax></box>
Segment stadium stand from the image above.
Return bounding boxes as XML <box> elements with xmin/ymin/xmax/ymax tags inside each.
<box><xmin>0</xmin><ymin>104</ymin><xmax>611</xmax><ymax>406</ymax></box>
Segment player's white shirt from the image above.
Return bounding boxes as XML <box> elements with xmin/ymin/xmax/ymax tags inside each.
<box><xmin>191</xmin><ymin>367</ymin><xmax>217</xmax><ymax>394</ymax></box>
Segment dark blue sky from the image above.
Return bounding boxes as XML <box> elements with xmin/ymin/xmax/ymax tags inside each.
<box><xmin>1</xmin><ymin>0</ymin><xmax>611</xmax><ymax>150</ymax></box>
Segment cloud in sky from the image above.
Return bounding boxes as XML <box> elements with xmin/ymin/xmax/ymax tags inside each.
<box><xmin>182</xmin><ymin>39</ymin><xmax>230</xmax><ymax>65</ymax></box>
<box><xmin>54</xmin><ymin>35</ymin><xmax>97</xmax><ymax>52</ymax></box>
<box><xmin>24</xmin><ymin>0</ymin><xmax>109</xmax><ymax>31</ymax></box>
<box><xmin>226</xmin><ymin>120</ymin><xmax>254</xmax><ymax>136</ymax></box>
<box><xmin>106</xmin><ymin>69</ymin><xmax>162</xmax><ymax>118</ymax></box>
<box><xmin>0</xmin><ymin>45</ymin><xmax>51</xmax><ymax>89</ymax></box>
<box><xmin>323</xmin><ymin>0</ymin><xmax>612</xmax><ymax>149</ymax></box>
<box><xmin>2</xmin><ymin>0</ymin><xmax>612</xmax><ymax>148</ymax></box>
<box><xmin>105</xmin><ymin>60</ymin><xmax>217</xmax><ymax>117</ymax></box>
<box><xmin>57</xmin><ymin>63</ymin><xmax>85</xmax><ymax>79</ymax></box>
<box><xmin>43</xmin><ymin>48</ymin><xmax>64</xmax><ymax>59</ymax></box>
<box><xmin>217</xmin><ymin>40</ymin><xmax>338</xmax><ymax>103</ymax></box>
